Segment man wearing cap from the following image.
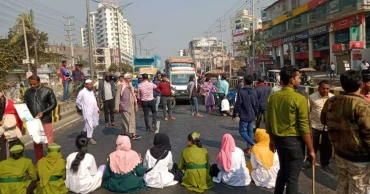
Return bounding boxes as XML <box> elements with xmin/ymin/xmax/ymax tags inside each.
<box><xmin>137</xmin><ymin>73</ymin><xmax>157</xmax><ymax>132</ymax></box>
<box><xmin>34</xmin><ymin>143</ymin><xmax>68</xmax><ymax>194</ymax></box>
<box><xmin>362</xmin><ymin>69</ymin><xmax>370</xmax><ymax>102</ymax></box>
<box><xmin>115</xmin><ymin>73</ymin><xmax>141</xmax><ymax>140</ymax></box>
<box><xmin>76</xmin><ymin>79</ymin><xmax>100</xmax><ymax>144</ymax></box>
<box><xmin>0</xmin><ymin>144</ymin><xmax>37</xmax><ymax>194</ymax></box>
<box><xmin>25</xmin><ymin>75</ymin><xmax>57</xmax><ymax>163</ymax></box>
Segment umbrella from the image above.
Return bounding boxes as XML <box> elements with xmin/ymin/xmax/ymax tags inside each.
<box><xmin>300</xmin><ymin>68</ymin><xmax>317</xmax><ymax>72</ymax></box>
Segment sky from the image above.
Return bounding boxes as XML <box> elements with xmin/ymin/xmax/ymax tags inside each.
<box><xmin>0</xmin><ymin>0</ymin><xmax>272</xmax><ymax>60</ymax></box>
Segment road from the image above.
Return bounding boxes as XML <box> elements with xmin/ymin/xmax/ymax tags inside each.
<box><xmin>24</xmin><ymin>103</ymin><xmax>338</xmax><ymax>194</ymax></box>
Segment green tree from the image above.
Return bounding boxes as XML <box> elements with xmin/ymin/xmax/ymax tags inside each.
<box><xmin>96</xmin><ymin>63</ymin><xmax>106</xmax><ymax>71</ymax></box>
<box><xmin>9</xmin><ymin>10</ymin><xmax>49</xmax><ymax>74</ymax></box>
<box><xmin>108</xmin><ymin>63</ymin><xmax>118</xmax><ymax>72</ymax></box>
<box><xmin>77</xmin><ymin>60</ymin><xmax>89</xmax><ymax>67</ymax></box>
<box><xmin>119</xmin><ymin>63</ymin><xmax>133</xmax><ymax>73</ymax></box>
<box><xmin>254</xmin><ymin>32</ymin><xmax>266</xmax><ymax>56</ymax></box>
<box><xmin>0</xmin><ymin>38</ymin><xmax>23</xmax><ymax>89</ymax></box>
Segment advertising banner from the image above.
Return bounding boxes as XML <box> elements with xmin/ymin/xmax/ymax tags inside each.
<box><xmin>329</xmin><ymin>13</ymin><xmax>364</xmax><ymax>32</ymax></box>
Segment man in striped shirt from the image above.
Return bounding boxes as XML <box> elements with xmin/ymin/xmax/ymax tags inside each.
<box><xmin>137</xmin><ymin>73</ymin><xmax>157</xmax><ymax>132</ymax></box>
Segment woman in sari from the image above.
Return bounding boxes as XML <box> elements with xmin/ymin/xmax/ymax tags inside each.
<box><xmin>202</xmin><ymin>77</ymin><xmax>216</xmax><ymax>113</ymax></box>
<box><xmin>250</xmin><ymin>129</ymin><xmax>280</xmax><ymax>188</ymax></box>
<box><xmin>102</xmin><ymin>135</ymin><xmax>147</xmax><ymax>193</ymax></box>
<box><xmin>212</xmin><ymin>134</ymin><xmax>251</xmax><ymax>186</ymax></box>
<box><xmin>178</xmin><ymin>132</ymin><xmax>214</xmax><ymax>193</ymax></box>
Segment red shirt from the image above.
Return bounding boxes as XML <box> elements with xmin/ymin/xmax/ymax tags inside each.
<box><xmin>156</xmin><ymin>82</ymin><xmax>172</xmax><ymax>97</ymax></box>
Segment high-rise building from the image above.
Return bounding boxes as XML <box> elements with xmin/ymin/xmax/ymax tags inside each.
<box><xmin>80</xmin><ymin>3</ymin><xmax>133</xmax><ymax>66</ymax></box>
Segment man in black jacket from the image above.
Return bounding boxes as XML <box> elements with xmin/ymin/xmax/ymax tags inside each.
<box><xmin>24</xmin><ymin>75</ymin><xmax>57</xmax><ymax>163</ymax></box>
<box><xmin>233</xmin><ymin>76</ymin><xmax>259</xmax><ymax>154</ymax></box>
<box><xmin>98</xmin><ymin>72</ymin><xmax>117</xmax><ymax>127</ymax></box>
<box><xmin>255</xmin><ymin>77</ymin><xmax>272</xmax><ymax>128</ymax></box>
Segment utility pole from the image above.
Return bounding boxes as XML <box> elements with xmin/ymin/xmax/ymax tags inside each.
<box><xmin>251</xmin><ymin>0</ymin><xmax>256</xmax><ymax>73</ymax></box>
<box><xmin>22</xmin><ymin>18</ymin><xmax>30</xmax><ymax>72</ymax></box>
<box><xmin>64</xmin><ymin>16</ymin><xmax>75</xmax><ymax>65</ymax></box>
<box><xmin>206</xmin><ymin>31</ymin><xmax>212</xmax><ymax>71</ymax></box>
<box><xmin>218</xmin><ymin>19</ymin><xmax>225</xmax><ymax>72</ymax></box>
<box><xmin>86</xmin><ymin>0</ymin><xmax>94</xmax><ymax>80</ymax></box>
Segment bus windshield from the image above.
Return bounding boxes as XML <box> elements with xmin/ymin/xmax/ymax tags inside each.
<box><xmin>171</xmin><ymin>73</ymin><xmax>194</xmax><ymax>85</ymax></box>
<box><xmin>169</xmin><ymin>63</ymin><xmax>194</xmax><ymax>68</ymax></box>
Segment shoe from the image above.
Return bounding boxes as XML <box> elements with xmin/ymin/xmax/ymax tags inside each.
<box><xmin>89</xmin><ymin>138</ymin><xmax>98</xmax><ymax>145</ymax></box>
<box><xmin>169</xmin><ymin>117</ymin><xmax>176</xmax><ymax>120</ymax></box>
<box><xmin>132</xmin><ymin>135</ymin><xmax>142</xmax><ymax>140</ymax></box>
<box><xmin>164</xmin><ymin>117</ymin><xmax>168</xmax><ymax>121</ymax></box>
<box><xmin>105</xmin><ymin>123</ymin><xmax>109</xmax><ymax>127</ymax></box>
<box><xmin>111</xmin><ymin>122</ymin><xmax>116</xmax><ymax>126</ymax></box>
<box><xmin>322</xmin><ymin>165</ymin><xmax>333</xmax><ymax>173</ymax></box>
<box><xmin>192</xmin><ymin>113</ymin><xmax>195</xmax><ymax>116</ymax></box>
<box><xmin>195</xmin><ymin>114</ymin><xmax>203</xmax><ymax>117</ymax></box>
<box><xmin>302</xmin><ymin>161</ymin><xmax>312</xmax><ymax>169</ymax></box>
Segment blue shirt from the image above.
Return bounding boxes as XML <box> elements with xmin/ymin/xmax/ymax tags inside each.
<box><xmin>218</xmin><ymin>75</ymin><xmax>229</xmax><ymax>95</ymax></box>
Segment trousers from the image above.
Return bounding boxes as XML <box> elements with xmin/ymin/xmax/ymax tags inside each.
<box><xmin>34</xmin><ymin>123</ymin><xmax>54</xmax><ymax>163</ymax></box>
<box><xmin>189</xmin><ymin>97</ymin><xmax>199</xmax><ymax>114</ymax></box>
<box><xmin>103</xmin><ymin>99</ymin><xmax>115</xmax><ymax>123</ymax></box>
<box><xmin>142</xmin><ymin>100</ymin><xmax>157</xmax><ymax>130</ymax></box>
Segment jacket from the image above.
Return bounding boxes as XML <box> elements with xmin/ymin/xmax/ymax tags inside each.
<box><xmin>256</xmin><ymin>84</ymin><xmax>272</xmax><ymax>111</ymax></box>
<box><xmin>156</xmin><ymin>82</ymin><xmax>172</xmax><ymax>97</ymax></box>
<box><xmin>98</xmin><ymin>73</ymin><xmax>116</xmax><ymax>101</ymax></box>
<box><xmin>152</xmin><ymin>80</ymin><xmax>161</xmax><ymax>97</ymax></box>
<box><xmin>187</xmin><ymin>81</ymin><xmax>197</xmax><ymax>97</ymax></box>
<box><xmin>233</xmin><ymin>86</ymin><xmax>259</xmax><ymax>122</ymax></box>
<box><xmin>321</xmin><ymin>94</ymin><xmax>370</xmax><ymax>163</ymax></box>
<box><xmin>24</xmin><ymin>86</ymin><xmax>57</xmax><ymax>124</ymax></box>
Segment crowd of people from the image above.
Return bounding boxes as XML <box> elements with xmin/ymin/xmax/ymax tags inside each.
<box><xmin>3</xmin><ymin>61</ymin><xmax>370</xmax><ymax>193</ymax></box>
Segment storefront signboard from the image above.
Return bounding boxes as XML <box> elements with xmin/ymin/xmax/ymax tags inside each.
<box><xmin>349</xmin><ymin>41</ymin><xmax>365</xmax><ymax>49</ymax></box>
<box><xmin>308</xmin><ymin>0</ymin><xmax>329</xmax><ymax>9</ymax></box>
<box><xmin>329</xmin><ymin>0</ymin><xmax>339</xmax><ymax>14</ymax></box>
<box><xmin>308</xmin><ymin>25</ymin><xmax>329</xmax><ymax>37</ymax></box>
<box><xmin>332</xmin><ymin>43</ymin><xmax>345</xmax><ymax>52</ymax></box>
<box><xmin>350</xmin><ymin>27</ymin><xmax>359</xmax><ymax>41</ymax></box>
<box><xmin>329</xmin><ymin>13</ymin><xmax>364</xmax><ymax>32</ymax></box>
<box><xmin>272</xmin><ymin>38</ymin><xmax>283</xmax><ymax>47</ymax></box>
<box><xmin>282</xmin><ymin>24</ymin><xmax>329</xmax><ymax>44</ymax></box>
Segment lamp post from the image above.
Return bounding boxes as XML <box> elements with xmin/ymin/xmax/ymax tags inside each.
<box><xmin>143</xmin><ymin>47</ymin><xmax>157</xmax><ymax>55</ymax></box>
<box><xmin>132</xmin><ymin>32</ymin><xmax>153</xmax><ymax>56</ymax></box>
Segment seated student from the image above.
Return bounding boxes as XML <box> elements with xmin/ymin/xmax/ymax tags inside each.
<box><xmin>143</xmin><ymin>133</ymin><xmax>178</xmax><ymax>188</ymax></box>
<box><xmin>211</xmin><ymin>134</ymin><xmax>251</xmax><ymax>186</ymax></box>
<box><xmin>102</xmin><ymin>135</ymin><xmax>147</xmax><ymax>193</ymax></box>
<box><xmin>0</xmin><ymin>144</ymin><xmax>37</xmax><ymax>194</ymax></box>
<box><xmin>178</xmin><ymin>132</ymin><xmax>214</xmax><ymax>193</ymax></box>
<box><xmin>34</xmin><ymin>143</ymin><xmax>68</xmax><ymax>194</ymax></box>
<box><xmin>65</xmin><ymin>135</ymin><xmax>105</xmax><ymax>194</ymax></box>
<box><xmin>250</xmin><ymin>129</ymin><xmax>280</xmax><ymax>188</ymax></box>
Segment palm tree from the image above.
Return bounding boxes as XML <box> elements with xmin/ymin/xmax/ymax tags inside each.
<box><xmin>9</xmin><ymin>10</ymin><xmax>48</xmax><ymax>73</ymax></box>
<box><xmin>254</xmin><ymin>32</ymin><xmax>266</xmax><ymax>56</ymax></box>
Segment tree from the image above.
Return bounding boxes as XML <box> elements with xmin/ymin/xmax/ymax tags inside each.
<box><xmin>108</xmin><ymin>63</ymin><xmax>118</xmax><ymax>72</ymax></box>
<box><xmin>77</xmin><ymin>60</ymin><xmax>89</xmax><ymax>67</ymax></box>
<box><xmin>119</xmin><ymin>63</ymin><xmax>133</xmax><ymax>73</ymax></box>
<box><xmin>9</xmin><ymin>10</ymin><xmax>49</xmax><ymax>74</ymax></box>
<box><xmin>96</xmin><ymin>63</ymin><xmax>106</xmax><ymax>71</ymax></box>
<box><xmin>0</xmin><ymin>38</ymin><xmax>23</xmax><ymax>89</ymax></box>
<box><xmin>254</xmin><ymin>32</ymin><xmax>266</xmax><ymax>56</ymax></box>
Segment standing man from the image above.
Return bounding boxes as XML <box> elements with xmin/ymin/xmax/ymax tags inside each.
<box><xmin>98</xmin><ymin>72</ymin><xmax>116</xmax><ymax>127</ymax></box>
<box><xmin>187</xmin><ymin>75</ymin><xmax>202</xmax><ymax>117</ymax></box>
<box><xmin>156</xmin><ymin>75</ymin><xmax>175</xmax><ymax>121</ymax></box>
<box><xmin>115</xmin><ymin>73</ymin><xmax>141</xmax><ymax>140</ymax></box>
<box><xmin>255</xmin><ymin>77</ymin><xmax>271</xmax><ymax>128</ymax></box>
<box><xmin>71</xmin><ymin>64</ymin><xmax>84</xmax><ymax>98</ymax></box>
<box><xmin>24</xmin><ymin>75</ymin><xmax>57</xmax><ymax>162</ymax></box>
<box><xmin>302</xmin><ymin>80</ymin><xmax>334</xmax><ymax>172</ymax></box>
<box><xmin>233</xmin><ymin>76</ymin><xmax>258</xmax><ymax>154</ymax></box>
<box><xmin>153</xmin><ymin>74</ymin><xmax>162</xmax><ymax>111</ymax></box>
<box><xmin>321</xmin><ymin>70</ymin><xmax>370</xmax><ymax>193</ymax></box>
<box><xmin>59</xmin><ymin>60</ymin><xmax>70</xmax><ymax>101</ymax></box>
<box><xmin>266</xmin><ymin>65</ymin><xmax>315</xmax><ymax>194</ymax></box>
<box><xmin>271</xmin><ymin>76</ymin><xmax>282</xmax><ymax>94</ymax></box>
<box><xmin>361</xmin><ymin>60</ymin><xmax>369</xmax><ymax>70</ymax></box>
<box><xmin>137</xmin><ymin>73</ymin><xmax>157</xmax><ymax>132</ymax></box>
<box><xmin>217</xmin><ymin>74</ymin><xmax>229</xmax><ymax>116</ymax></box>
<box><xmin>76</xmin><ymin>79</ymin><xmax>100</xmax><ymax>145</ymax></box>
<box><xmin>330</xmin><ymin>62</ymin><xmax>336</xmax><ymax>78</ymax></box>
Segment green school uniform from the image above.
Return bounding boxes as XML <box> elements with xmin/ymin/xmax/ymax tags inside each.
<box><xmin>34</xmin><ymin>152</ymin><xmax>68</xmax><ymax>194</ymax></box>
<box><xmin>178</xmin><ymin>145</ymin><xmax>215</xmax><ymax>193</ymax></box>
<box><xmin>0</xmin><ymin>157</ymin><xmax>37</xmax><ymax>194</ymax></box>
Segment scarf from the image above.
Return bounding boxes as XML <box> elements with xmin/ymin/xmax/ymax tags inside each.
<box><xmin>216</xmin><ymin>134</ymin><xmax>235</xmax><ymax>172</ymax></box>
<box><xmin>38</xmin><ymin>151</ymin><xmax>64</xmax><ymax>187</ymax></box>
<box><xmin>120</xmin><ymin>81</ymin><xmax>137</xmax><ymax>103</ymax></box>
<box><xmin>150</xmin><ymin>133</ymin><xmax>171</xmax><ymax>159</ymax></box>
<box><xmin>109</xmin><ymin>135</ymin><xmax>141</xmax><ymax>174</ymax></box>
<box><xmin>251</xmin><ymin>129</ymin><xmax>275</xmax><ymax>169</ymax></box>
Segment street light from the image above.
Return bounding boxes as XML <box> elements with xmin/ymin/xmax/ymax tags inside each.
<box><xmin>142</xmin><ymin>47</ymin><xmax>157</xmax><ymax>55</ymax></box>
<box><xmin>132</xmin><ymin>32</ymin><xmax>153</xmax><ymax>55</ymax></box>
<box><xmin>91</xmin><ymin>0</ymin><xmax>133</xmax><ymax>72</ymax></box>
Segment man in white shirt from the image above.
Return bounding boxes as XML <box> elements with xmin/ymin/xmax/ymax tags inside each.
<box><xmin>330</xmin><ymin>62</ymin><xmax>336</xmax><ymax>78</ymax></box>
<box><xmin>361</xmin><ymin>60</ymin><xmax>369</xmax><ymax>70</ymax></box>
<box><xmin>271</xmin><ymin>76</ymin><xmax>282</xmax><ymax>94</ymax></box>
<box><xmin>303</xmin><ymin>80</ymin><xmax>334</xmax><ymax>172</ymax></box>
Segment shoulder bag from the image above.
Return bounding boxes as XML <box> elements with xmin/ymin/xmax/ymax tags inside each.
<box><xmin>145</xmin><ymin>150</ymin><xmax>168</xmax><ymax>173</ymax></box>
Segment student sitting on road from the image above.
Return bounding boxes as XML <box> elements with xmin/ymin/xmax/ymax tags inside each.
<box><xmin>143</xmin><ymin>133</ymin><xmax>178</xmax><ymax>188</ymax></box>
<box><xmin>0</xmin><ymin>144</ymin><xmax>37</xmax><ymax>194</ymax></box>
<box><xmin>178</xmin><ymin>132</ymin><xmax>214</xmax><ymax>193</ymax></box>
<box><xmin>250</xmin><ymin>129</ymin><xmax>280</xmax><ymax>188</ymax></box>
<box><xmin>211</xmin><ymin>134</ymin><xmax>251</xmax><ymax>187</ymax></box>
<box><xmin>102</xmin><ymin>135</ymin><xmax>147</xmax><ymax>193</ymax></box>
<box><xmin>65</xmin><ymin>135</ymin><xmax>106</xmax><ymax>194</ymax></box>
<box><xmin>34</xmin><ymin>143</ymin><xmax>68</xmax><ymax>194</ymax></box>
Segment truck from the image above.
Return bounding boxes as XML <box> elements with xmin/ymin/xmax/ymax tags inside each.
<box><xmin>165</xmin><ymin>56</ymin><xmax>197</xmax><ymax>100</ymax></box>
<box><xmin>133</xmin><ymin>55</ymin><xmax>161</xmax><ymax>74</ymax></box>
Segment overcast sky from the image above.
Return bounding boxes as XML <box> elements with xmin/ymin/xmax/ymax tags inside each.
<box><xmin>0</xmin><ymin>0</ymin><xmax>271</xmax><ymax>59</ymax></box>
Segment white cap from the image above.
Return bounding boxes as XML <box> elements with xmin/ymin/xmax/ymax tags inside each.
<box><xmin>85</xmin><ymin>79</ymin><xmax>92</xmax><ymax>84</ymax></box>
<box><xmin>124</xmin><ymin>73</ymin><xmax>132</xmax><ymax>78</ymax></box>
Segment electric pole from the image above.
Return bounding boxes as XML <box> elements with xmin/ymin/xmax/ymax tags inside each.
<box><xmin>22</xmin><ymin>18</ymin><xmax>30</xmax><ymax>72</ymax></box>
<box><xmin>218</xmin><ymin>19</ymin><xmax>226</xmax><ymax>72</ymax></box>
<box><xmin>205</xmin><ymin>31</ymin><xmax>212</xmax><ymax>71</ymax></box>
<box><xmin>64</xmin><ymin>16</ymin><xmax>75</xmax><ymax>65</ymax></box>
<box><xmin>86</xmin><ymin>0</ymin><xmax>94</xmax><ymax>80</ymax></box>
<box><xmin>251</xmin><ymin>0</ymin><xmax>256</xmax><ymax>73</ymax></box>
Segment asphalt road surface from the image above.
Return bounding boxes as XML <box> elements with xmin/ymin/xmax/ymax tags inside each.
<box><xmin>24</xmin><ymin>103</ymin><xmax>338</xmax><ymax>194</ymax></box>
